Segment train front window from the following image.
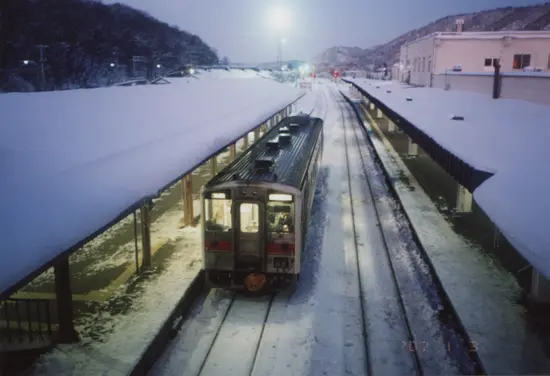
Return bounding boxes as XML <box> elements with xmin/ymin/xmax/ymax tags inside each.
<box><xmin>267</xmin><ymin>201</ymin><xmax>294</xmax><ymax>234</ymax></box>
<box><xmin>204</xmin><ymin>197</ymin><xmax>232</xmax><ymax>231</ymax></box>
<box><xmin>240</xmin><ymin>203</ymin><xmax>259</xmax><ymax>233</ymax></box>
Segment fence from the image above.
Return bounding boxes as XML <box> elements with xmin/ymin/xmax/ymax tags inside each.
<box><xmin>1</xmin><ymin>298</ymin><xmax>55</xmax><ymax>350</ymax></box>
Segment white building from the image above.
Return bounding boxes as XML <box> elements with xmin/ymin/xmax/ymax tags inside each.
<box><xmin>397</xmin><ymin>20</ymin><xmax>550</xmax><ymax>86</ymax></box>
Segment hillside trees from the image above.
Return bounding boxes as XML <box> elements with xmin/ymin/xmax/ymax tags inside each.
<box><xmin>0</xmin><ymin>0</ymin><xmax>219</xmax><ymax>91</ymax></box>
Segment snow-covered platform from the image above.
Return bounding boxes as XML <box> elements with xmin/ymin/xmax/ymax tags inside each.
<box><xmin>344</xmin><ymin>78</ymin><xmax>550</xmax><ymax>283</ymax></box>
<box><xmin>342</xmin><ymin>91</ymin><xmax>550</xmax><ymax>375</ymax></box>
<box><xmin>0</xmin><ymin>71</ymin><xmax>304</xmax><ymax>297</ymax></box>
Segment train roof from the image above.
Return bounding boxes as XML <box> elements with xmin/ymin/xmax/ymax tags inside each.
<box><xmin>205</xmin><ymin>114</ymin><xmax>323</xmax><ymax>189</ymax></box>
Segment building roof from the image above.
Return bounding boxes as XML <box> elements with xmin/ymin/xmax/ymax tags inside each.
<box><xmin>401</xmin><ymin>30</ymin><xmax>550</xmax><ymax>49</ymax></box>
<box><xmin>437</xmin><ymin>30</ymin><xmax>550</xmax><ymax>40</ymax></box>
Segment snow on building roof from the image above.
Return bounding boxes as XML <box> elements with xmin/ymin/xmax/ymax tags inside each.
<box><xmin>0</xmin><ymin>73</ymin><xmax>303</xmax><ymax>296</ymax></box>
<box><xmin>436</xmin><ymin>31</ymin><xmax>550</xmax><ymax>40</ymax></box>
<box><xmin>401</xmin><ymin>30</ymin><xmax>550</xmax><ymax>48</ymax></box>
<box><xmin>346</xmin><ymin>78</ymin><xmax>550</xmax><ymax>279</ymax></box>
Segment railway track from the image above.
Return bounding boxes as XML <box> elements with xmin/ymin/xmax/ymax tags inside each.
<box><xmin>138</xmin><ymin>84</ymin><xmax>484</xmax><ymax>376</ymax></box>
<box><xmin>331</xmin><ymin>87</ymin><xmax>484</xmax><ymax>375</ymax></box>
<box><xmin>145</xmin><ymin>89</ymin><xmax>330</xmax><ymax>376</ymax></box>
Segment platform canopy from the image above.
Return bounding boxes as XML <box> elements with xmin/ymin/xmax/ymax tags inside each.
<box><xmin>346</xmin><ymin>78</ymin><xmax>550</xmax><ymax>280</ymax></box>
<box><xmin>0</xmin><ymin>71</ymin><xmax>304</xmax><ymax>297</ymax></box>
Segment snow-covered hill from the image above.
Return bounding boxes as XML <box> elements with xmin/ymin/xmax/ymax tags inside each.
<box><xmin>314</xmin><ymin>2</ymin><xmax>550</xmax><ymax>70</ymax></box>
<box><xmin>312</xmin><ymin>46</ymin><xmax>374</xmax><ymax>71</ymax></box>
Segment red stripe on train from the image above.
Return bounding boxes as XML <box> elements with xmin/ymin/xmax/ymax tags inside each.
<box><xmin>267</xmin><ymin>243</ymin><xmax>295</xmax><ymax>255</ymax></box>
<box><xmin>205</xmin><ymin>240</ymin><xmax>232</xmax><ymax>251</ymax></box>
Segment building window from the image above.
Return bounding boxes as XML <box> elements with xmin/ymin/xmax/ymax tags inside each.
<box><xmin>422</xmin><ymin>57</ymin><xmax>426</xmax><ymax>72</ymax></box>
<box><xmin>427</xmin><ymin>57</ymin><xmax>432</xmax><ymax>73</ymax></box>
<box><xmin>485</xmin><ymin>58</ymin><xmax>500</xmax><ymax>67</ymax></box>
<box><xmin>547</xmin><ymin>54</ymin><xmax>550</xmax><ymax>70</ymax></box>
<box><xmin>513</xmin><ymin>54</ymin><xmax>531</xmax><ymax>69</ymax></box>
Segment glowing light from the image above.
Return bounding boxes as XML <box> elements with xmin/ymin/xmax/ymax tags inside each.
<box><xmin>269</xmin><ymin>193</ymin><xmax>292</xmax><ymax>201</ymax></box>
<box><xmin>212</xmin><ymin>193</ymin><xmax>226</xmax><ymax>199</ymax></box>
<box><xmin>267</xmin><ymin>6</ymin><xmax>291</xmax><ymax>33</ymax></box>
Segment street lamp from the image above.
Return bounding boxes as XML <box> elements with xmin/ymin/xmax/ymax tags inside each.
<box><xmin>268</xmin><ymin>6</ymin><xmax>291</xmax><ymax>32</ymax></box>
<box><xmin>278</xmin><ymin>38</ymin><xmax>287</xmax><ymax>68</ymax></box>
<box><xmin>267</xmin><ymin>6</ymin><xmax>291</xmax><ymax>68</ymax></box>
<box><xmin>21</xmin><ymin>60</ymin><xmax>45</xmax><ymax>90</ymax></box>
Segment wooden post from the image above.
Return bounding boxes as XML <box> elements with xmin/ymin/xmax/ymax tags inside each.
<box><xmin>229</xmin><ymin>143</ymin><xmax>236</xmax><ymax>160</ymax></box>
<box><xmin>182</xmin><ymin>175</ymin><xmax>194</xmax><ymax>227</ymax></box>
<box><xmin>210</xmin><ymin>156</ymin><xmax>218</xmax><ymax>176</ymax></box>
<box><xmin>140</xmin><ymin>203</ymin><xmax>152</xmax><ymax>268</ymax></box>
<box><xmin>243</xmin><ymin>133</ymin><xmax>249</xmax><ymax>150</ymax></box>
<box><xmin>54</xmin><ymin>257</ymin><xmax>78</xmax><ymax>343</ymax></box>
<box><xmin>492</xmin><ymin>61</ymin><xmax>501</xmax><ymax>99</ymax></box>
<box><xmin>254</xmin><ymin>128</ymin><xmax>260</xmax><ymax>141</ymax></box>
<box><xmin>455</xmin><ymin>184</ymin><xmax>473</xmax><ymax>213</ymax></box>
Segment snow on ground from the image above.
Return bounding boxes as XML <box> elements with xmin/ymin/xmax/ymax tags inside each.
<box><xmin>295</xmin><ymin>89</ymin><xmax>318</xmax><ymax>115</ymax></box>
<box><xmin>195</xmin><ymin>68</ymin><xmax>260</xmax><ymax>80</ymax></box>
<box><xmin>345</xmin><ymin>78</ymin><xmax>550</xmax><ymax>280</ymax></box>
<box><xmin>0</xmin><ymin>72</ymin><xmax>302</xmax><ymax>295</ymax></box>
<box><xmin>249</xmin><ymin>86</ymin><xmax>356</xmax><ymax>376</ymax></box>
<box><xmin>30</xmin><ymin>226</ymin><xmax>202</xmax><ymax>376</ymax></box>
<box><xmin>152</xmin><ymin>83</ymin><xmax>434</xmax><ymax>376</ymax></box>
<box><xmin>24</xmin><ymin>212</ymin><xmax>136</xmax><ymax>286</ymax></box>
<box><xmin>151</xmin><ymin>294</ymin><xmax>273</xmax><ymax>376</ymax></box>
<box><xmin>347</xmin><ymin>90</ymin><xmax>550</xmax><ymax>374</ymax></box>
<box><xmin>25</xmin><ymin>182</ymin><xmax>201</xmax><ymax>288</ymax></box>
<box><xmin>151</xmin><ymin>85</ymin><xmax>354</xmax><ymax>376</ymax></box>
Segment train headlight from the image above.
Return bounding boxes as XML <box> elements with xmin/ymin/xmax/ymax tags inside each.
<box><xmin>212</xmin><ymin>192</ymin><xmax>226</xmax><ymax>199</ymax></box>
<box><xmin>269</xmin><ymin>193</ymin><xmax>292</xmax><ymax>202</ymax></box>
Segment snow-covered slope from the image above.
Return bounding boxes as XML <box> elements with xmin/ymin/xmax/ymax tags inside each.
<box><xmin>314</xmin><ymin>2</ymin><xmax>550</xmax><ymax>69</ymax></box>
<box><xmin>311</xmin><ymin>46</ymin><xmax>373</xmax><ymax>71</ymax></box>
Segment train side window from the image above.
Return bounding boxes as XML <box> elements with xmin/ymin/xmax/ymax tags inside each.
<box><xmin>205</xmin><ymin>198</ymin><xmax>232</xmax><ymax>231</ymax></box>
<box><xmin>267</xmin><ymin>202</ymin><xmax>294</xmax><ymax>234</ymax></box>
<box><xmin>240</xmin><ymin>203</ymin><xmax>259</xmax><ymax>233</ymax></box>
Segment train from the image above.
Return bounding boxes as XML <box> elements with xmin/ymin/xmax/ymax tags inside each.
<box><xmin>200</xmin><ymin>112</ymin><xmax>324</xmax><ymax>293</ymax></box>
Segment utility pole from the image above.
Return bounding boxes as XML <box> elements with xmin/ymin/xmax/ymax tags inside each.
<box><xmin>36</xmin><ymin>44</ymin><xmax>49</xmax><ymax>90</ymax></box>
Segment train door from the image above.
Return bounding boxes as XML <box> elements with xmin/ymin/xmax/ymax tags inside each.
<box><xmin>235</xmin><ymin>201</ymin><xmax>265</xmax><ymax>271</ymax></box>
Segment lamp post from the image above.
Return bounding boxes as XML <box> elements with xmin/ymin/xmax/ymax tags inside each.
<box><xmin>22</xmin><ymin>60</ymin><xmax>45</xmax><ymax>91</ymax></box>
<box><xmin>268</xmin><ymin>6</ymin><xmax>291</xmax><ymax>70</ymax></box>
<box><xmin>278</xmin><ymin>38</ymin><xmax>286</xmax><ymax>67</ymax></box>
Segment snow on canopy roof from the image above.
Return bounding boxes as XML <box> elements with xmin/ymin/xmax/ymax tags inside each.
<box><xmin>346</xmin><ymin>78</ymin><xmax>550</xmax><ymax>279</ymax></box>
<box><xmin>0</xmin><ymin>73</ymin><xmax>303</xmax><ymax>296</ymax></box>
